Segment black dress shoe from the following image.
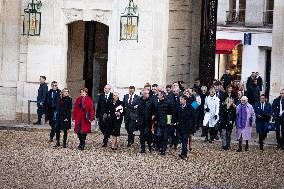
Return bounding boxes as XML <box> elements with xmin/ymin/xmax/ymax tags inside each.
<box><xmin>245</xmin><ymin>147</ymin><xmax>249</xmax><ymax>151</ymax></box>
<box><xmin>126</xmin><ymin>143</ymin><xmax>131</xmax><ymax>147</ymax></box>
<box><xmin>63</xmin><ymin>143</ymin><xmax>67</xmax><ymax>148</ymax></box>
<box><xmin>102</xmin><ymin>144</ymin><xmax>107</xmax><ymax>147</ymax></box>
<box><xmin>140</xmin><ymin>149</ymin><xmax>146</xmax><ymax>153</ymax></box>
<box><xmin>49</xmin><ymin>138</ymin><xmax>54</xmax><ymax>142</ymax></box>
<box><xmin>189</xmin><ymin>148</ymin><xmax>192</xmax><ymax>152</ymax></box>
<box><xmin>236</xmin><ymin>148</ymin><xmax>242</xmax><ymax>152</ymax></box>
<box><xmin>33</xmin><ymin>121</ymin><xmax>41</xmax><ymax>125</ymax></box>
<box><xmin>53</xmin><ymin>143</ymin><xmax>60</xmax><ymax>148</ymax></box>
<box><xmin>160</xmin><ymin>151</ymin><xmax>165</xmax><ymax>156</ymax></box>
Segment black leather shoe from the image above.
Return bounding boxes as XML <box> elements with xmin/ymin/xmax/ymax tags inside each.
<box><xmin>102</xmin><ymin>144</ymin><xmax>107</xmax><ymax>147</ymax></box>
<box><xmin>236</xmin><ymin>148</ymin><xmax>242</xmax><ymax>152</ymax></box>
<box><xmin>33</xmin><ymin>121</ymin><xmax>41</xmax><ymax>125</ymax></box>
<box><xmin>63</xmin><ymin>143</ymin><xmax>67</xmax><ymax>148</ymax></box>
<box><xmin>160</xmin><ymin>151</ymin><xmax>165</xmax><ymax>156</ymax></box>
<box><xmin>53</xmin><ymin>142</ymin><xmax>60</xmax><ymax>148</ymax></box>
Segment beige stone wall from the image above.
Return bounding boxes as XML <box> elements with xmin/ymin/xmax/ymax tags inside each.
<box><xmin>271</xmin><ymin>0</ymin><xmax>284</xmax><ymax>99</ymax></box>
<box><xmin>167</xmin><ymin>0</ymin><xmax>201</xmax><ymax>87</ymax></box>
<box><xmin>0</xmin><ymin>0</ymin><xmax>21</xmax><ymax>120</ymax></box>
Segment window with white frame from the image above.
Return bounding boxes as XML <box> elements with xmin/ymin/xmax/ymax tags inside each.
<box><xmin>226</xmin><ymin>0</ymin><xmax>246</xmax><ymax>24</ymax></box>
<box><xmin>264</xmin><ymin>0</ymin><xmax>274</xmax><ymax>26</ymax></box>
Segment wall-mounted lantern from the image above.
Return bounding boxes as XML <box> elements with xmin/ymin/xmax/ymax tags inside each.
<box><xmin>120</xmin><ymin>0</ymin><xmax>139</xmax><ymax>42</ymax></box>
<box><xmin>22</xmin><ymin>0</ymin><xmax>42</xmax><ymax>36</ymax></box>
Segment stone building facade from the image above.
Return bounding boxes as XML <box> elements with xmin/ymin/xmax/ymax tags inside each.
<box><xmin>0</xmin><ymin>0</ymin><xmax>284</xmax><ymax>121</ymax></box>
<box><xmin>0</xmin><ymin>0</ymin><xmax>200</xmax><ymax>121</ymax></box>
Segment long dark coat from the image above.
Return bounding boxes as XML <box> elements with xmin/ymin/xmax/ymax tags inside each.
<box><xmin>253</xmin><ymin>102</ymin><xmax>272</xmax><ymax>134</ymax></box>
<box><xmin>58</xmin><ymin>96</ymin><xmax>72</xmax><ymax>130</ymax></box>
<box><xmin>37</xmin><ymin>83</ymin><xmax>48</xmax><ymax>107</ymax></box>
<box><xmin>177</xmin><ymin>105</ymin><xmax>195</xmax><ymax>134</ymax></box>
<box><xmin>45</xmin><ymin>89</ymin><xmax>61</xmax><ymax>126</ymax></box>
<box><xmin>219</xmin><ymin>104</ymin><xmax>236</xmax><ymax>130</ymax></box>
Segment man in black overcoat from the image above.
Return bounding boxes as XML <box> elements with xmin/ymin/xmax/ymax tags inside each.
<box><xmin>272</xmin><ymin>89</ymin><xmax>284</xmax><ymax>150</ymax></box>
<box><xmin>96</xmin><ymin>84</ymin><xmax>113</xmax><ymax>147</ymax></box>
<box><xmin>34</xmin><ymin>76</ymin><xmax>48</xmax><ymax>125</ymax></box>
<box><xmin>123</xmin><ymin>86</ymin><xmax>139</xmax><ymax>147</ymax></box>
<box><xmin>45</xmin><ymin>81</ymin><xmax>61</xmax><ymax>142</ymax></box>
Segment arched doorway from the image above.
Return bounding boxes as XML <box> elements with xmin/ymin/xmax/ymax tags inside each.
<box><xmin>66</xmin><ymin>21</ymin><xmax>109</xmax><ymax>100</ymax></box>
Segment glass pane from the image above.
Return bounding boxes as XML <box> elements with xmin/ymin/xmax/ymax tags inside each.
<box><xmin>266</xmin><ymin>0</ymin><xmax>274</xmax><ymax>10</ymax></box>
<box><xmin>239</xmin><ymin>0</ymin><xmax>246</xmax><ymax>10</ymax></box>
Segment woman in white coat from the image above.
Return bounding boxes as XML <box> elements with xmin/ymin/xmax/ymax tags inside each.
<box><xmin>203</xmin><ymin>87</ymin><xmax>220</xmax><ymax>142</ymax></box>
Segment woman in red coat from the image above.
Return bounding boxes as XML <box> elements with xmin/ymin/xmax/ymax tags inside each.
<box><xmin>72</xmin><ymin>88</ymin><xmax>94</xmax><ymax>150</ymax></box>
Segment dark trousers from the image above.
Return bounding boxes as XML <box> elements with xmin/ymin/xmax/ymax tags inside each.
<box><xmin>204</xmin><ymin>127</ymin><xmax>216</xmax><ymax>141</ymax></box>
<box><xmin>139</xmin><ymin>127</ymin><xmax>152</xmax><ymax>151</ymax></box>
<box><xmin>157</xmin><ymin>125</ymin><xmax>170</xmax><ymax>153</ymax></box>
<box><xmin>169</xmin><ymin>126</ymin><xmax>179</xmax><ymax>146</ymax></box>
<box><xmin>56</xmin><ymin>129</ymin><xmax>68</xmax><ymax>144</ymax></box>
<box><xmin>77</xmin><ymin>133</ymin><xmax>87</xmax><ymax>147</ymax></box>
<box><xmin>103</xmin><ymin>126</ymin><xmax>111</xmax><ymax>145</ymax></box>
<box><xmin>37</xmin><ymin>106</ymin><xmax>45</xmax><ymax>122</ymax></box>
<box><xmin>49</xmin><ymin>111</ymin><xmax>58</xmax><ymax>139</ymax></box>
<box><xmin>276</xmin><ymin>124</ymin><xmax>284</xmax><ymax>147</ymax></box>
<box><xmin>221</xmin><ymin>129</ymin><xmax>232</xmax><ymax>148</ymax></box>
<box><xmin>125</xmin><ymin>120</ymin><xmax>136</xmax><ymax>145</ymax></box>
<box><xmin>181</xmin><ymin>134</ymin><xmax>189</xmax><ymax>156</ymax></box>
<box><xmin>238</xmin><ymin>135</ymin><xmax>248</xmax><ymax>150</ymax></box>
<box><xmin>259</xmin><ymin>133</ymin><xmax>267</xmax><ymax>150</ymax></box>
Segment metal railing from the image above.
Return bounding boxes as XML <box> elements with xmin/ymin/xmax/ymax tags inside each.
<box><xmin>263</xmin><ymin>10</ymin><xmax>273</xmax><ymax>26</ymax></box>
<box><xmin>28</xmin><ymin>100</ymin><xmax>37</xmax><ymax>125</ymax></box>
<box><xmin>226</xmin><ymin>9</ymin><xmax>246</xmax><ymax>25</ymax></box>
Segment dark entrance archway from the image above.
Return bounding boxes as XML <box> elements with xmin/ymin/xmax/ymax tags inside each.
<box><xmin>67</xmin><ymin>21</ymin><xmax>109</xmax><ymax>99</ymax></box>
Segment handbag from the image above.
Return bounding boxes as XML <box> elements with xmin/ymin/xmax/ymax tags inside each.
<box><xmin>85</xmin><ymin>112</ymin><xmax>90</xmax><ymax>122</ymax></box>
<box><xmin>265</xmin><ymin>122</ymin><xmax>277</xmax><ymax>132</ymax></box>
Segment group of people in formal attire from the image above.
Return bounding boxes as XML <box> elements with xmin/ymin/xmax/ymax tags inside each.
<box><xmin>34</xmin><ymin>72</ymin><xmax>284</xmax><ymax>159</ymax></box>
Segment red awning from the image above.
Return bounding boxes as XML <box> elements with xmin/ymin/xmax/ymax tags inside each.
<box><xmin>216</xmin><ymin>39</ymin><xmax>241</xmax><ymax>54</ymax></box>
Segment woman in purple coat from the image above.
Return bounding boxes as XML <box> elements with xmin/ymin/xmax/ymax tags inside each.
<box><xmin>236</xmin><ymin>96</ymin><xmax>256</xmax><ymax>152</ymax></box>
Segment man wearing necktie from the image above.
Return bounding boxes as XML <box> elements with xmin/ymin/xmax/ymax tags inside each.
<box><xmin>253</xmin><ymin>94</ymin><xmax>272</xmax><ymax>151</ymax></box>
<box><xmin>96</xmin><ymin>84</ymin><xmax>113</xmax><ymax>147</ymax></box>
<box><xmin>45</xmin><ymin>81</ymin><xmax>61</xmax><ymax>142</ymax></box>
<box><xmin>123</xmin><ymin>86</ymin><xmax>139</xmax><ymax>147</ymax></box>
<box><xmin>272</xmin><ymin>89</ymin><xmax>284</xmax><ymax>150</ymax></box>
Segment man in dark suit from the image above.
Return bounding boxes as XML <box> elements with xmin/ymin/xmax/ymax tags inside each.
<box><xmin>168</xmin><ymin>88</ymin><xmax>181</xmax><ymax>149</ymax></box>
<box><xmin>137</xmin><ymin>89</ymin><xmax>153</xmax><ymax>153</ymax></box>
<box><xmin>156</xmin><ymin>91</ymin><xmax>174</xmax><ymax>155</ymax></box>
<box><xmin>246</xmin><ymin>72</ymin><xmax>256</xmax><ymax>89</ymax></box>
<box><xmin>253</xmin><ymin>94</ymin><xmax>272</xmax><ymax>151</ymax></box>
<box><xmin>96</xmin><ymin>84</ymin><xmax>113</xmax><ymax>147</ymax></box>
<box><xmin>34</xmin><ymin>76</ymin><xmax>48</xmax><ymax>125</ymax></box>
<box><xmin>214</xmin><ymin>81</ymin><xmax>225</xmax><ymax>101</ymax></box>
<box><xmin>123</xmin><ymin>86</ymin><xmax>139</xmax><ymax>147</ymax></box>
<box><xmin>220</xmin><ymin>69</ymin><xmax>234</xmax><ymax>90</ymax></box>
<box><xmin>45</xmin><ymin>81</ymin><xmax>61</xmax><ymax>142</ymax></box>
<box><xmin>247</xmin><ymin>79</ymin><xmax>261</xmax><ymax>106</ymax></box>
<box><xmin>272</xmin><ymin>89</ymin><xmax>284</xmax><ymax>150</ymax></box>
<box><xmin>192</xmin><ymin>79</ymin><xmax>202</xmax><ymax>94</ymax></box>
<box><xmin>256</xmin><ymin>72</ymin><xmax>263</xmax><ymax>91</ymax></box>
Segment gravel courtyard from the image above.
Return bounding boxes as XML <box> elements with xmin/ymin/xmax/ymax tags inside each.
<box><xmin>0</xmin><ymin>130</ymin><xmax>283</xmax><ymax>189</ymax></box>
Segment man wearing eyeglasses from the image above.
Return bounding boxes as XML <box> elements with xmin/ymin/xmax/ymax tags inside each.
<box><xmin>272</xmin><ymin>89</ymin><xmax>284</xmax><ymax>150</ymax></box>
<box><xmin>45</xmin><ymin>81</ymin><xmax>61</xmax><ymax>142</ymax></box>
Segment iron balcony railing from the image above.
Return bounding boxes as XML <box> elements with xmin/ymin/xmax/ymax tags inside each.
<box><xmin>263</xmin><ymin>10</ymin><xmax>273</xmax><ymax>26</ymax></box>
<box><xmin>226</xmin><ymin>9</ymin><xmax>246</xmax><ymax>25</ymax></box>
